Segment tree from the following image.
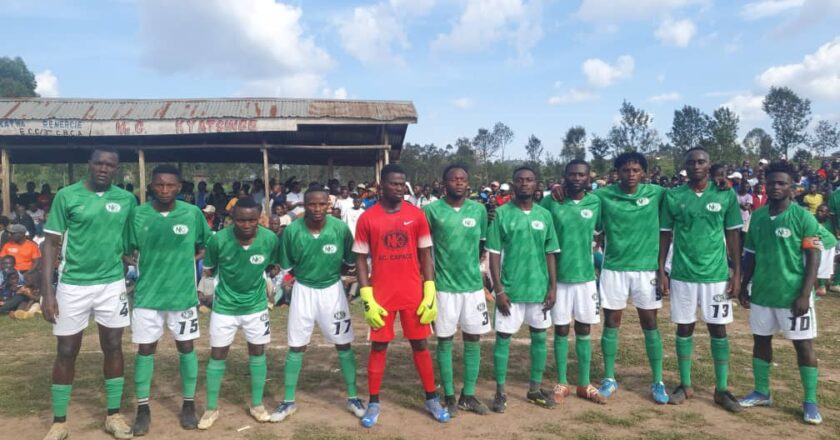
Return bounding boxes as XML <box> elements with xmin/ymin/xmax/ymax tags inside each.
<box><xmin>561</xmin><ymin>126</ymin><xmax>587</xmax><ymax>162</ymax></box>
<box><xmin>492</xmin><ymin>122</ymin><xmax>514</xmax><ymax>162</ymax></box>
<box><xmin>708</xmin><ymin>107</ymin><xmax>742</xmax><ymax>163</ymax></box>
<box><xmin>793</xmin><ymin>148</ymin><xmax>812</xmax><ymax>163</ymax></box>
<box><xmin>524</xmin><ymin>134</ymin><xmax>544</xmax><ymax>164</ymax></box>
<box><xmin>762</xmin><ymin>86</ymin><xmax>812</xmax><ymax>158</ymax></box>
<box><xmin>0</xmin><ymin>56</ymin><xmax>38</xmax><ymax>97</ymax></box>
<box><xmin>812</xmin><ymin>120</ymin><xmax>840</xmax><ymax>158</ymax></box>
<box><xmin>743</xmin><ymin>128</ymin><xmax>776</xmax><ymax>159</ymax></box>
<box><xmin>667</xmin><ymin>105</ymin><xmax>711</xmax><ymax>167</ymax></box>
<box><xmin>589</xmin><ymin>135</ymin><xmax>611</xmax><ymax>174</ymax></box>
<box><xmin>607</xmin><ymin>100</ymin><xmax>661</xmax><ymax>155</ymax></box>
<box><xmin>472</xmin><ymin>128</ymin><xmax>498</xmax><ymax>181</ymax></box>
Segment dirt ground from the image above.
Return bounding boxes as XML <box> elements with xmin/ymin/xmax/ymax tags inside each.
<box><xmin>0</xmin><ymin>296</ymin><xmax>838</xmax><ymax>440</ymax></box>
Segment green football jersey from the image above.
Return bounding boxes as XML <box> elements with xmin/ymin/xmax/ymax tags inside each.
<box><xmin>279</xmin><ymin>216</ymin><xmax>354</xmax><ymax>289</ymax></box>
<box><xmin>540</xmin><ymin>193</ymin><xmax>601</xmax><ymax>283</ymax></box>
<box><xmin>661</xmin><ymin>184</ymin><xmax>742</xmax><ymax>283</ymax></box>
<box><xmin>827</xmin><ymin>189</ymin><xmax>840</xmax><ymax>234</ymax></box>
<box><xmin>126</xmin><ymin>201</ymin><xmax>211</xmax><ymax>310</ymax></box>
<box><xmin>486</xmin><ymin>202</ymin><xmax>559</xmax><ymax>303</ymax></box>
<box><xmin>44</xmin><ymin>180</ymin><xmax>137</xmax><ymax>286</ymax></box>
<box><xmin>744</xmin><ymin>203</ymin><xmax>820</xmax><ymax>308</ymax></box>
<box><xmin>204</xmin><ymin>226</ymin><xmax>279</xmax><ymax>316</ymax></box>
<box><xmin>817</xmin><ymin>223</ymin><xmax>838</xmax><ymax>249</ymax></box>
<box><xmin>424</xmin><ymin>199</ymin><xmax>487</xmax><ymax>293</ymax></box>
<box><xmin>594</xmin><ymin>183</ymin><xmax>665</xmax><ymax>271</ymax></box>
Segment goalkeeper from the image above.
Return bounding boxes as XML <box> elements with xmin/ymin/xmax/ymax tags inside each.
<box><xmin>352</xmin><ymin>164</ymin><xmax>450</xmax><ymax>428</ymax></box>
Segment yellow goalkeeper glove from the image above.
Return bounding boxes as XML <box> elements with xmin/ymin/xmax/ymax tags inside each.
<box><xmin>360</xmin><ymin>286</ymin><xmax>388</xmax><ymax>329</ymax></box>
<box><xmin>416</xmin><ymin>280</ymin><xmax>438</xmax><ymax>325</ymax></box>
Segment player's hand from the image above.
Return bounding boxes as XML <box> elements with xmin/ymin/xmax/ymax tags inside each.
<box><xmin>792</xmin><ymin>294</ymin><xmax>810</xmax><ymax>317</ymax></box>
<box><xmin>360</xmin><ymin>286</ymin><xmax>388</xmax><ymax>329</ymax></box>
<box><xmin>738</xmin><ymin>285</ymin><xmax>751</xmax><ymax>309</ymax></box>
<box><xmin>496</xmin><ymin>292</ymin><xmax>511</xmax><ymax>316</ymax></box>
<box><xmin>41</xmin><ymin>293</ymin><xmax>58</xmax><ymax>324</ymax></box>
<box><xmin>417</xmin><ymin>281</ymin><xmax>438</xmax><ymax>325</ymax></box>
<box><xmin>542</xmin><ymin>288</ymin><xmax>556</xmax><ymax>312</ymax></box>
<box><xmin>657</xmin><ymin>271</ymin><xmax>670</xmax><ymax>297</ymax></box>
<box><xmin>727</xmin><ymin>275</ymin><xmax>740</xmax><ymax>300</ymax></box>
<box><xmin>486</xmin><ymin>204</ymin><xmax>496</xmax><ymax>222</ymax></box>
<box><xmin>550</xmin><ymin>184</ymin><xmax>566</xmax><ymax>202</ymax></box>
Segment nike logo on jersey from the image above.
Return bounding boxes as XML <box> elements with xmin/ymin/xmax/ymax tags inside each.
<box><xmin>404</xmin><ymin>220</ymin><xmax>414</xmax><ymax>225</ymax></box>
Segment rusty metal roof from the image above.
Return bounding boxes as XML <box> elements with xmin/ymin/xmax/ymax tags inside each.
<box><xmin>0</xmin><ymin>98</ymin><xmax>417</xmax><ymax>122</ymax></box>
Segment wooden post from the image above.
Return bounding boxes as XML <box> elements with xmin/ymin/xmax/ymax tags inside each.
<box><xmin>1</xmin><ymin>149</ymin><xmax>10</xmax><ymax>215</ymax></box>
<box><xmin>262</xmin><ymin>147</ymin><xmax>270</xmax><ymax>214</ymax></box>
<box><xmin>327</xmin><ymin>157</ymin><xmax>334</xmax><ymax>180</ymax></box>
<box><xmin>374</xmin><ymin>156</ymin><xmax>381</xmax><ymax>184</ymax></box>
<box><xmin>138</xmin><ymin>149</ymin><xmax>146</xmax><ymax>203</ymax></box>
<box><xmin>384</xmin><ymin>148</ymin><xmax>390</xmax><ymax>165</ymax></box>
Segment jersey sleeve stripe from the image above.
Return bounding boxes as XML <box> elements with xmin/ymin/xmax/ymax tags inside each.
<box><xmin>725</xmin><ymin>224</ymin><xmax>743</xmax><ymax>230</ymax></box>
<box><xmin>352</xmin><ymin>242</ymin><xmax>370</xmax><ymax>254</ymax></box>
<box><xmin>418</xmin><ymin>235</ymin><xmax>432</xmax><ymax>249</ymax></box>
<box><xmin>43</xmin><ymin>228</ymin><xmax>64</xmax><ymax>236</ymax></box>
<box><xmin>659</xmin><ymin>228</ymin><xmax>673</xmax><ymax>231</ymax></box>
<box><xmin>487</xmin><ymin>248</ymin><xmax>501</xmax><ymax>254</ymax></box>
<box><xmin>743</xmin><ymin>248</ymin><xmax>755</xmax><ymax>254</ymax></box>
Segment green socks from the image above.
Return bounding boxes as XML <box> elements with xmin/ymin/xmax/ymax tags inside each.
<box><xmin>337</xmin><ymin>349</ymin><xmax>358</xmax><ymax>398</ymax></box>
<box><xmin>799</xmin><ymin>366</ymin><xmax>818</xmax><ymax>404</ymax></box>
<box><xmin>104</xmin><ymin>377</ymin><xmax>124</xmax><ymax>411</ymax></box>
<box><xmin>554</xmin><ymin>334</ymin><xmax>569</xmax><ymax>384</ymax></box>
<box><xmin>529</xmin><ymin>331</ymin><xmax>547</xmax><ymax>383</ymax></box>
<box><xmin>179</xmin><ymin>351</ymin><xmax>198</xmax><ymax>399</ymax></box>
<box><xmin>752</xmin><ymin>357</ymin><xmax>771</xmax><ymax>396</ymax></box>
<box><xmin>494</xmin><ymin>335</ymin><xmax>511</xmax><ymax>386</ymax></box>
<box><xmin>436</xmin><ymin>339</ymin><xmax>455</xmax><ymax>396</ymax></box>
<box><xmin>710</xmin><ymin>337</ymin><xmax>729</xmax><ymax>391</ymax></box>
<box><xmin>51</xmin><ymin>384</ymin><xmax>72</xmax><ymax>418</ymax></box>
<box><xmin>601</xmin><ymin>327</ymin><xmax>619</xmax><ymax>379</ymax></box>
<box><xmin>463</xmin><ymin>340</ymin><xmax>481</xmax><ymax>396</ymax></box>
<box><xmin>643</xmin><ymin>329</ymin><xmax>663</xmax><ymax>383</ymax></box>
<box><xmin>283</xmin><ymin>351</ymin><xmax>303</xmax><ymax>402</ymax></box>
<box><xmin>675</xmin><ymin>336</ymin><xmax>693</xmax><ymax>388</ymax></box>
<box><xmin>134</xmin><ymin>354</ymin><xmax>155</xmax><ymax>403</ymax></box>
<box><xmin>206</xmin><ymin>358</ymin><xmax>226</xmax><ymax>410</ymax></box>
<box><xmin>576</xmin><ymin>335</ymin><xmax>592</xmax><ymax>386</ymax></box>
<box><xmin>249</xmin><ymin>354</ymin><xmax>267</xmax><ymax>407</ymax></box>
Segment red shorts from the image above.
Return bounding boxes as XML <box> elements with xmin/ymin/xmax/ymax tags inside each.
<box><xmin>369</xmin><ymin>308</ymin><xmax>431</xmax><ymax>342</ymax></box>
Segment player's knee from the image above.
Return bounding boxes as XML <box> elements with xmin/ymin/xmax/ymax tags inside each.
<box><xmin>138</xmin><ymin>342</ymin><xmax>157</xmax><ymax>356</ymax></box>
<box><xmin>290</xmin><ymin>345</ymin><xmax>308</xmax><ymax>353</ymax></box>
<box><xmin>573</xmin><ymin>322</ymin><xmax>590</xmax><ymax>335</ymax></box>
<box><xmin>438</xmin><ymin>335</ymin><xmax>454</xmax><ymax>342</ymax></box>
<box><xmin>706</xmin><ymin>323</ymin><xmax>725</xmax><ymax>339</ymax></box>
<box><xmin>496</xmin><ymin>332</ymin><xmax>512</xmax><ymax>339</ymax></box>
<box><xmin>677</xmin><ymin>323</ymin><xmax>695</xmax><ymax>337</ymax></box>
<box><xmin>56</xmin><ymin>341</ymin><xmax>81</xmax><ymax>360</ymax></box>
<box><xmin>554</xmin><ymin>325</ymin><xmax>570</xmax><ymax>337</ymax></box>
<box><xmin>247</xmin><ymin>344</ymin><xmax>265</xmax><ymax>356</ymax></box>
<box><xmin>462</xmin><ymin>333</ymin><xmax>480</xmax><ymax>342</ymax></box>
<box><xmin>529</xmin><ymin>326</ymin><xmax>547</xmax><ymax>333</ymax></box>
<box><xmin>371</xmin><ymin>341</ymin><xmax>389</xmax><ymax>352</ymax></box>
<box><xmin>409</xmin><ymin>339</ymin><xmax>427</xmax><ymax>351</ymax></box>
<box><xmin>175</xmin><ymin>340</ymin><xmax>193</xmax><ymax>354</ymax></box>
<box><xmin>793</xmin><ymin>340</ymin><xmax>817</xmax><ymax>366</ymax></box>
<box><xmin>100</xmin><ymin>334</ymin><xmax>123</xmax><ymax>353</ymax></box>
<box><xmin>335</xmin><ymin>343</ymin><xmax>350</xmax><ymax>352</ymax></box>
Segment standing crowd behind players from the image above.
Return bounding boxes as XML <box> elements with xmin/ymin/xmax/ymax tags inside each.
<box><xmin>6</xmin><ymin>146</ymin><xmax>833</xmax><ymax>440</ymax></box>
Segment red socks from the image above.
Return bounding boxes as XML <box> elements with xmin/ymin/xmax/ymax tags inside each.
<box><xmin>412</xmin><ymin>348</ymin><xmax>436</xmax><ymax>393</ymax></box>
<box><xmin>367</xmin><ymin>348</ymin><xmax>387</xmax><ymax>396</ymax></box>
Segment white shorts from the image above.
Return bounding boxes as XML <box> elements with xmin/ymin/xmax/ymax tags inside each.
<box><xmin>53</xmin><ymin>279</ymin><xmax>130</xmax><ymax>336</ymax></box>
<box><xmin>131</xmin><ymin>307</ymin><xmax>200</xmax><ymax>344</ymax></box>
<box><xmin>818</xmin><ymin>247</ymin><xmax>835</xmax><ymax>279</ymax></box>
<box><xmin>750</xmin><ymin>297</ymin><xmax>817</xmax><ymax>340</ymax></box>
<box><xmin>495</xmin><ymin>302</ymin><xmax>551</xmax><ymax>334</ymax></box>
<box><xmin>550</xmin><ymin>281</ymin><xmax>600</xmax><ymax>326</ymax></box>
<box><xmin>209</xmin><ymin>310</ymin><xmax>271</xmax><ymax>347</ymax></box>
<box><xmin>600</xmin><ymin>269</ymin><xmax>661</xmax><ymax>310</ymax></box>
<box><xmin>433</xmin><ymin>290</ymin><xmax>492</xmax><ymax>338</ymax></box>
<box><xmin>670</xmin><ymin>280</ymin><xmax>733</xmax><ymax>325</ymax></box>
<box><xmin>287</xmin><ymin>281</ymin><xmax>354</xmax><ymax>347</ymax></box>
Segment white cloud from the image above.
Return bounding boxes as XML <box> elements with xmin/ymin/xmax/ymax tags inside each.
<box><xmin>431</xmin><ymin>0</ymin><xmax>543</xmax><ymax>63</ymax></box>
<box><xmin>720</xmin><ymin>93</ymin><xmax>766</xmax><ymax>123</ymax></box>
<box><xmin>548</xmin><ymin>88</ymin><xmax>598</xmax><ymax>105</ymax></box>
<box><xmin>741</xmin><ymin>0</ymin><xmax>805</xmax><ymax>20</ymax></box>
<box><xmin>388</xmin><ymin>0</ymin><xmax>436</xmax><ymax>16</ymax></box>
<box><xmin>648</xmin><ymin>92</ymin><xmax>681</xmax><ymax>103</ymax></box>
<box><xmin>137</xmin><ymin>0</ymin><xmax>332</xmax><ymax>97</ymax></box>
<box><xmin>336</xmin><ymin>3</ymin><xmax>409</xmax><ymax>67</ymax></box>
<box><xmin>576</xmin><ymin>0</ymin><xmax>707</xmax><ymax>22</ymax></box>
<box><xmin>756</xmin><ymin>36</ymin><xmax>840</xmax><ymax>100</ymax></box>
<box><xmin>322</xmin><ymin>87</ymin><xmax>348</xmax><ymax>99</ymax></box>
<box><xmin>35</xmin><ymin>69</ymin><xmax>59</xmax><ymax>97</ymax></box>
<box><xmin>654</xmin><ymin>17</ymin><xmax>696</xmax><ymax>47</ymax></box>
<box><xmin>772</xmin><ymin>0</ymin><xmax>840</xmax><ymax>37</ymax></box>
<box><xmin>582</xmin><ymin>55</ymin><xmax>634</xmax><ymax>88</ymax></box>
<box><xmin>452</xmin><ymin>97</ymin><xmax>474</xmax><ymax>109</ymax></box>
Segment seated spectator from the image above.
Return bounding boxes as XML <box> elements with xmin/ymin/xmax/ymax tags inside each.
<box><xmin>26</xmin><ymin>202</ymin><xmax>45</xmax><ymax>236</ymax></box>
<box><xmin>10</xmin><ymin>204</ymin><xmax>36</xmax><ymax>238</ymax></box>
<box><xmin>4</xmin><ymin>268</ymin><xmax>41</xmax><ymax>319</ymax></box>
<box><xmin>272</xmin><ymin>204</ymin><xmax>294</xmax><ymax>226</ymax></box>
<box><xmin>0</xmin><ymin>224</ymin><xmax>41</xmax><ymax>272</ymax></box>
<box><xmin>0</xmin><ymin>255</ymin><xmax>24</xmax><ymax>313</ymax></box>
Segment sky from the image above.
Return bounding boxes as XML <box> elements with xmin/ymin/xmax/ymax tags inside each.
<box><xmin>2</xmin><ymin>0</ymin><xmax>840</xmax><ymax>159</ymax></box>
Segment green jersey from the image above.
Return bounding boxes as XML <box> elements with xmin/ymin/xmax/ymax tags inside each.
<box><xmin>817</xmin><ymin>223</ymin><xmax>837</xmax><ymax>249</ymax></box>
<box><xmin>424</xmin><ymin>199</ymin><xmax>487</xmax><ymax>293</ymax></box>
<box><xmin>279</xmin><ymin>216</ymin><xmax>354</xmax><ymax>289</ymax></box>
<box><xmin>204</xmin><ymin>226</ymin><xmax>279</xmax><ymax>316</ymax></box>
<box><xmin>125</xmin><ymin>201</ymin><xmax>211</xmax><ymax>310</ymax></box>
<box><xmin>594</xmin><ymin>184</ymin><xmax>665</xmax><ymax>271</ymax></box>
<box><xmin>745</xmin><ymin>203</ymin><xmax>819</xmax><ymax>308</ymax></box>
<box><xmin>540</xmin><ymin>193</ymin><xmax>601</xmax><ymax>283</ymax></box>
<box><xmin>44</xmin><ymin>180</ymin><xmax>137</xmax><ymax>286</ymax></box>
<box><xmin>661</xmin><ymin>184</ymin><xmax>742</xmax><ymax>283</ymax></box>
<box><xmin>827</xmin><ymin>189</ymin><xmax>840</xmax><ymax>234</ymax></box>
<box><xmin>486</xmin><ymin>202</ymin><xmax>559</xmax><ymax>303</ymax></box>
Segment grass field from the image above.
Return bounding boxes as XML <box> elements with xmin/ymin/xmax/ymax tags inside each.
<box><xmin>0</xmin><ymin>294</ymin><xmax>838</xmax><ymax>440</ymax></box>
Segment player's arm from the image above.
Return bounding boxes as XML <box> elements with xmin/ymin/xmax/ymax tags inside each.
<box><xmin>724</xmin><ymin>228</ymin><xmax>741</xmax><ymax>299</ymax></box>
<box><xmin>488</xmin><ymin>251</ymin><xmax>510</xmax><ymax>315</ymax></box>
<box><xmin>658</xmin><ymin>191</ymin><xmax>673</xmax><ymax>295</ymax></box>
<box><xmin>40</xmin><ymin>233</ymin><xmax>61</xmax><ymax>323</ymax></box>
<box><xmin>796</xmin><ymin>239</ymin><xmax>820</xmax><ymax>317</ymax></box>
<box><xmin>543</xmin><ymin>252</ymin><xmax>557</xmax><ymax>311</ymax></box>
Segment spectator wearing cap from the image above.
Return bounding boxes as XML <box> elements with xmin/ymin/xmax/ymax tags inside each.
<box><xmin>496</xmin><ymin>183</ymin><xmax>512</xmax><ymax>205</ymax></box>
<box><xmin>361</xmin><ymin>185</ymin><xmax>378</xmax><ymax>209</ymax></box>
<box><xmin>202</xmin><ymin>205</ymin><xmax>221</xmax><ymax>231</ymax></box>
<box><xmin>0</xmin><ymin>224</ymin><xmax>40</xmax><ymax>273</ymax></box>
<box><xmin>10</xmin><ymin>205</ymin><xmax>36</xmax><ymax>238</ymax></box>
<box><xmin>727</xmin><ymin>171</ymin><xmax>743</xmax><ymax>192</ymax></box>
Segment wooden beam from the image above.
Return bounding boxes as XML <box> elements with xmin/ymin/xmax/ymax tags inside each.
<box><xmin>138</xmin><ymin>149</ymin><xmax>146</xmax><ymax>203</ymax></box>
<box><xmin>262</xmin><ymin>147</ymin><xmax>270</xmax><ymax>215</ymax></box>
<box><xmin>384</xmin><ymin>148</ymin><xmax>390</xmax><ymax>165</ymax></box>
<box><xmin>1</xmin><ymin>149</ymin><xmax>9</xmax><ymax>215</ymax></box>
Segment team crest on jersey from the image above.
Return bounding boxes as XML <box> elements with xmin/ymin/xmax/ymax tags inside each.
<box><xmin>713</xmin><ymin>294</ymin><xmax>725</xmax><ymax>302</ymax></box>
<box><xmin>250</xmin><ymin>254</ymin><xmax>266</xmax><ymax>264</ymax></box>
<box><xmin>462</xmin><ymin>218</ymin><xmax>477</xmax><ymax>228</ymax></box>
<box><xmin>322</xmin><ymin>244</ymin><xmax>338</xmax><ymax>254</ymax></box>
<box><xmin>531</xmin><ymin>220</ymin><xmax>545</xmax><ymax>230</ymax></box>
<box><xmin>580</xmin><ymin>209</ymin><xmax>593</xmax><ymax>219</ymax></box>
<box><xmin>706</xmin><ymin>202</ymin><xmax>722</xmax><ymax>212</ymax></box>
<box><xmin>260</xmin><ymin>312</ymin><xmax>269</xmax><ymax>322</ymax></box>
<box><xmin>636</xmin><ymin>197</ymin><xmax>650</xmax><ymax>207</ymax></box>
<box><xmin>334</xmin><ymin>311</ymin><xmax>347</xmax><ymax>320</ymax></box>
<box><xmin>383</xmin><ymin>230</ymin><xmax>409</xmax><ymax>249</ymax></box>
<box><xmin>105</xmin><ymin>202</ymin><xmax>121</xmax><ymax>213</ymax></box>
<box><xmin>119</xmin><ymin>292</ymin><xmax>127</xmax><ymax>301</ymax></box>
<box><xmin>477</xmin><ymin>302</ymin><xmax>486</xmax><ymax>312</ymax></box>
<box><xmin>650</xmin><ymin>278</ymin><xmax>657</xmax><ymax>286</ymax></box>
<box><xmin>775</xmin><ymin>227</ymin><xmax>792</xmax><ymax>238</ymax></box>
<box><xmin>181</xmin><ymin>309</ymin><xmax>195</xmax><ymax>319</ymax></box>
<box><xmin>173</xmin><ymin>224</ymin><xmax>189</xmax><ymax>235</ymax></box>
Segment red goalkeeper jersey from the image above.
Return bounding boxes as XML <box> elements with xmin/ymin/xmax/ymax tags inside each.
<box><xmin>352</xmin><ymin>202</ymin><xmax>432</xmax><ymax>311</ymax></box>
